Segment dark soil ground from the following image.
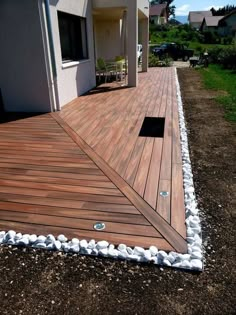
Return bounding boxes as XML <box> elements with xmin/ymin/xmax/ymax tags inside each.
<box><xmin>0</xmin><ymin>68</ymin><xmax>235</xmax><ymax>315</ymax></box>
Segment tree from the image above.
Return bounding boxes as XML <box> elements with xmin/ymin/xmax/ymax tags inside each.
<box><xmin>211</xmin><ymin>5</ymin><xmax>236</xmax><ymax>16</ymax></box>
<box><xmin>150</xmin><ymin>0</ymin><xmax>176</xmax><ymax>19</ymax></box>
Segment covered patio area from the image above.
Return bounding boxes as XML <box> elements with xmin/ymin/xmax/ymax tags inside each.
<box><xmin>93</xmin><ymin>0</ymin><xmax>149</xmax><ymax>87</ymax></box>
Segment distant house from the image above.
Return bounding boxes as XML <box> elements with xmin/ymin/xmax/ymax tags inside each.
<box><xmin>150</xmin><ymin>3</ymin><xmax>168</xmax><ymax>25</ymax></box>
<box><xmin>218</xmin><ymin>10</ymin><xmax>236</xmax><ymax>36</ymax></box>
<box><xmin>188</xmin><ymin>11</ymin><xmax>212</xmax><ymax>29</ymax></box>
<box><xmin>200</xmin><ymin>16</ymin><xmax>224</xmax><ymax>32</ymax></box>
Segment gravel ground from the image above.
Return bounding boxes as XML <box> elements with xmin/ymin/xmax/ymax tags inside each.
<box><xmin>0</xmin><ymin>68</ymin><xmax>235</xmax><ymax>315</ymax></box>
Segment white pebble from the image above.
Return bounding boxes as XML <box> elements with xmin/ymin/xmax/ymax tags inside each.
<box><xmin>118</xmin><ymin>251</ymin><xmax>128</xmax><ymax>259</ymax></box>
<box><xmin>108</xmin><ymin>248</ymin><xmax>119</xmax><ymax>258</ymax></box>
<box><xmin>71</xmin><ymin>238</ymin><xmax>80</xmax><ymax>245</ymax></box>
<box><xmin>133</xmin><ymin>246</ymin><xmax>145</xmax><ymax>256</ymax></box>
<box><xmin>143</xmin><ymin>250</ymin><xmax>152</xmax><ymax>261</ymax></box>
<box><xmin>46</xmin><ymin>243</ymin><xmax>54</xmax><ymax>250</ymax></box>
<box><xmin>191</xmin><ymin>259</ymin><xmax>203</xmax><ymax>270</ymax></box>
<box><xmin>70</xmin><ymin>245</ymin><xmax>80</xmax><ymax>253</ymax></box>
<box><xmin>126</xmin><ymin>247</ymin><xmax>133</xmax><ymax>255</ymax></box>
<box><xmin>7</xmin><ymin>238</ymin><xmax>16</xmax><ymax>245</ymax></box>
<box><xmin>96</xmin><ymin>241</ymin><xmax>109</xmax><ymax>250</ymax></box>
<box><xmin>149</xmin><ymin>246</ymin><xmax>158</xmax><ymax>256</ymax></box>
<box><xmin>88</xmin><ymin>239</ymin><xmax>96</xmax><ymax>249</ymax></box>
<box><xmin>99</xmin><ymin>248</ymin><xmax>108</xmax><ymax>256</ymax></box>
<box><xmin>36</xmin><ymin>235</ymin><xmax>46</xmax><ymax>243</ymax></box>
<box><xmin>80</xmin><ymin>240</ymin><xmax>88</xmax><ymax>249</ymax></box>
<box><xmin>61</xmin><ymin>243</ymin><xmax>70</xmax><ymax>252</ymax></box>
<box><xmin>46</xmin><ymin>234</ymin><xmax>55</xmax><ymax>243</ymax></box>
<box><xmin>18</xmin><ymin>238</ymin><xmax>29</xmax><ymax>246</ymax></box>
<box><xmin>35</xmin><ymin>242</ymin><xmax>46</xmax><ymax>249</ymax></box>
<box><xmin>15</xmin><ymin>233</ymin><xmax>23</xmax><ymax>240</ymax></box>
<box><xmin>191</xmin><ymin>251</ymin><xmax>202</xmax><ymax>260</ymax></box>
<box><xmin>57</xmin><ymin>234</ymin><xmax>67</xmax><ymax>242</ymax></box>
<box><xmin>54</xmin><ymin>240</ymin><xmax>62</xmax><ymax>250</ymax></box>
<box><xmin>163</xmin><ymin>259</ymin><xmax>171</xmax><ymax>267</ymax></box>
<box><xmin>118</xmin><ymin>244</ymin><xmax>126</xmax><ymax>252</ymax></box>
<box><xmin>29</xmin><ymin>234</ymin><xmax>37</xmax><ymax>243</ymax></box>
<box><xmin>158</xmin><ymin>250</ymin><xmax>168</xmax><ymax>259</ymax></box>
<box><xmin>166</xmin><ymin>253</ymin><xmax>176</xmax><ymax>264</ymax></box>
<box><xmin>179</xmin><ymin>260</ymin><xmax>192</xmax><ymax>269</ymax></box>
<box><xmin>5</xmin><ymin>230</ymin><xmax>16</xmax><ymax>241</ymax></box>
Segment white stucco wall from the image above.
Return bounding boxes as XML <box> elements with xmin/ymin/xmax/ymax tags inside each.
<box><xmin>94</xmin><ymin>20</ymin><xmax>121</xmax><ymax>60</ymax></box>
<box><xmin>49</xmin><ymin>0</ymin><xmax>96</xmax><ymax>108</ymax></box>
<box><xmin>0</xmin><ymin>0</ymin><xmax>51</xmax><ymax>112</ymax></box>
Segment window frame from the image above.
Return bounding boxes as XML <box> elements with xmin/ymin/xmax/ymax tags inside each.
<box><xmin>57</xmin><ymin>11</ymin><xmax>89</xmax><ymax>64</ymax></box>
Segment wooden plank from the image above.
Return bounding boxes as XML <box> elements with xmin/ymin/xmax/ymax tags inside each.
<box><xmin>0</xmin><ymin>193</ymin><xmax>138</xmax><ymax>213</ymax></box>
<box><xmin>124</xmin><ymin>137</ymin><xmax>146</xmax><ymax>186</ymax></box>
<box><xmin>0</xmin><ymin>210</ymin><xmax>160</xmax><ymax>237</ymax></box>
<box><xmin>0</xmin><ymin>158</ymin><xmax>96</xmax><ymax>169</ymax></box>
<box><xmin>0</xmin><ymin>139</ymin><xmax>75</xmax><ymax>146</ymax></box>
<box><xmin>144</xmin><ymin>138</ymin><xmax>163</xmax><ymax>209</ymax></box>
<box><xmin>171</xmin><ymin>164</ymin><xmax>186</xmax><ymax>238</ymax></box>
<box><xmin>0</xmin><ymin>148</ymin><xmax>85</xmax><ymax>157</ymax></box>
<box><xmin>0</xmin><ymin>179</ymin><xmax>121</xmax><ymax>197</ymax></box>
<box><xmin>0</xmin><ymin>220</ymin><xmax>173</xmax><ymax>250</ymax></box>
<box><xmin>156</xmin><ymin>180</ymin><xmax>171</xmax><ymax>223</ymax></box>
<box><xmin>0</xmin><ymin>147</ymin><xmax>85</xmax><ymax>155</ymax></box>
<box><xmin>0</xmin><ymin>153</ymin><xmax>92</xmax><ymax>164</ymax></box>
<box><xmin>0</xmin><ymin>163</ymin><xmax>103</xmax><ymax>175</ymax></box>
<box><xmin>0</xmin><ymin>201</ymin><xmax>148</xmax><ymax>225</ymax></box>
<box><xmin>0</xmin><ymin>186</ymin><xmax>131</xmax><ymax>204</ymax></box>
<box><xmin>0</xmin><ymin>168</ymin><xmax>109</xmax><ymax>182</ymax></box>
<box><xmin>0</xmin><ymin>173</ymin><xmax>115</xmax><ymax>189</ymax></box>
<box><xmin>172</xmin><ymin>98</ymin><xmax>182</xmax><ymax>164</ymax></box>
<box><xmin>133</xmin><ymin>137</ymin><xmax>154</xmax><ymax>197</ymax></box>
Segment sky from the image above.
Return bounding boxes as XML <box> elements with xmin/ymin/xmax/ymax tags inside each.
<box><xmin>173</xmin><ymin>0</ymin><xmax>236</xmax><ymax>15</ymax></box>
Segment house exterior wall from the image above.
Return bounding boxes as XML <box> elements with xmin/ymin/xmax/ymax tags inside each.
<box><xmin>202</xmin><ymin>24</ymin><xmax>218</xmax><ymax>33</ymax></box>
<box><xmin>219</xmin><ymin>14</ymin><xmax>236</xmax><ymax>36</ymax></box>
<box><xmin>0</xmin><ymin>0</ymin><xmax>51</xmax><ymax>112</ymax></box>
<box><xmin>190</xmin><ymin>22</ymin><xmax>202</xmax><ymax>29</ymax></box>
<box><xmin>94</xmin><ymin>20</ymin><xmax>121</xmax><ymax>60</ymax></box>
<box><xmin>49</xmin><ymin>0</ymin><xmax>96</xmax><ymax>108</ymax></box>
<box><xmin>150</xmin><ymin>16</ymin><xmax>160</xmax><ymax>25</ymax></box>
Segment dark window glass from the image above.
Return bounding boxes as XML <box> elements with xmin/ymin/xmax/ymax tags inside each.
<box><xmin>58</xmin><ymin>11</ymin><xmax>88</xmax><ymax>63</ymax></box>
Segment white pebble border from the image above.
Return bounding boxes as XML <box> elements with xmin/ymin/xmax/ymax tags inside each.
<box><xmin>0</xmin><ymin>68</ymin><xmax>203</xmax><ymax>271</ymax></box>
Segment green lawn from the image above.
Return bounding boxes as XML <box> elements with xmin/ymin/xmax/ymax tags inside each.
<box><xmin>199</xmin><ymin>64</ymin><xmax>236</xmax><ymax>122</ymax></box>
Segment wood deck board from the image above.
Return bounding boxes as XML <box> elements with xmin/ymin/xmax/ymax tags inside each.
<box><xmin>0</xmin><ymin>68</ymin><xmax>187</xmax><ymax>252</ymax></box>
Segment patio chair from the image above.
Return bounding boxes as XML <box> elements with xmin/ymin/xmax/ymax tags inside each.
<box><xmin>115</xmin><ymin>56</ymin><xmax>127</xmax><ymax>83</ymax></box>
<box><xmin>96</xmin><ymin>58</ymin><xmax>116</xmax><ymax>83</ymax></box>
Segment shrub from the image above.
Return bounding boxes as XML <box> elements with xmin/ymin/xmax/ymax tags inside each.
<box><xmin>149</xmin><ymin>54</ymin><xmax>160</xmax><ymax>67</ymax></box>
<box><xmin>219</xmin><ymin>47</ymin><xmax>236</xmax><ymax>70</ymax></box>
<box><xmin>223</xmin><ymin>36</ymin><xmax>233</xmax><ymax>45</ymax></box>
<box><xmin>195</xmin><ymin>45</ymin><xmax>203</xmax><ymax>55</ymax></box>
<box><xmin>208</xmin><ymin>46</ymin><xmax>225</xmax><ymax>63</ymax></box>
<box><xmin>162</xmin><ymin>57</ymin><xmax>173</xmax><ymax>67</ymax></box>
<box><xmin>202</xmin><ymin>31</ymin><xmax>221</xmax><ymax>44</ymax></box>
<box><xmin>148</xmin><ymin>54</ymin><xmax>173</xmax><ymax>67</ymax></box>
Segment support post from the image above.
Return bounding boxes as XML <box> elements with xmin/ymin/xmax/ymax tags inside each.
<box><xmin>127</xmin><ymin>1</ymin><xmax>138</xmax><ymax>87</ymax></box>
<box><xmin>141</xmin><ymin>18</ymin><xmax>149</xmax><ymax>72</ymax></box>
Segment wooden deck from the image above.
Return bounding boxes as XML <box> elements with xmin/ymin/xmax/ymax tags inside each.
<box><xmin>0</xmin><ymin>68</ymin><xmax>187</xmax><ymax>253</ymax></box>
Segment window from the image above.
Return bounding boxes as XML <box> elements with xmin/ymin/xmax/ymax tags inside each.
<box><xmin>58</xmin><ymin>11</ymin><xmax>88</xmax><ymax>63</ymax></box>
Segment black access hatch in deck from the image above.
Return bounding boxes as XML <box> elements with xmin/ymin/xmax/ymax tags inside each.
<box><xmin>139</xmin><ymin>117</ymin><xmax>165</xmax><ymax>138</ymax></box>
